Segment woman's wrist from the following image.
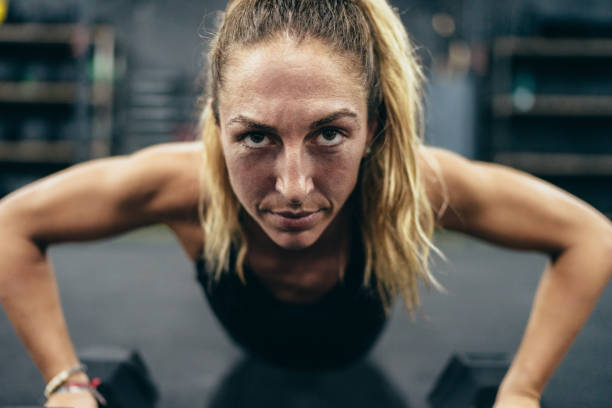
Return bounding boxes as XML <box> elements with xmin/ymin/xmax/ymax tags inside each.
<box><xmin>64</xmin><ymin>370</ymin><xmax>90</xmax><ymax>384</ymax></box>
<box><xmin>52</xmin><ymin>379</ymin><xmax>107</xmax><ymax>406</ymax></box>
<box><xmin>494</xmin><ymin>392</ymin><xmax>540</xmax><ymax>408</ymax></box>
<box><xmin>44</xmin><ymin>365</ymin><xmax>107</xmax><ymax>406</ymax></box>
<box><xmin>497</xmin><ymin>371</ymin><xmax>542</xmax><ymax>402</ymax></box>
<box><xmin>44</xmin><ymin>363</ymin><xmax>89</xmax><ymax>398</ymax></box>
<box><xmin>45</xmin><ymin>387</ymin><xmax>100</xmax><ymax>408</ymax></box>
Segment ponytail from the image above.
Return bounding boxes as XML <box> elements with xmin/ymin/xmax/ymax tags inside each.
<box><xmin>358</xmin><ymin>0</ymin><xmax>445</xmax><ymax>314</ymax></box>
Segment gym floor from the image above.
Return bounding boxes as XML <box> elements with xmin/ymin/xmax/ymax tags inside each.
<box><xmin>1</xmin><ymin>227</ymin><xmax>611</xmax><ymax>407</ymax></box>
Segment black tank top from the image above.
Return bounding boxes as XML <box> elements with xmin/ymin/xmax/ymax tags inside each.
<box><xmin>195</xmin><ymin>235</ymin><xmax>388</xmax><ymax>370</ymax></box>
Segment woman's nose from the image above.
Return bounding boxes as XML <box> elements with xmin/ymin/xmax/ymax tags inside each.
<box><xmin>274</xmin><ymin>148</ymin><xmax>314</xmax><ymax>205</ymax></box>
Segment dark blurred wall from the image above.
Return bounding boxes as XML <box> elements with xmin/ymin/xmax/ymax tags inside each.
<box><xmin>94</xmin><ymin>1</ymin><xmax>223</xmax><ymax>77</ymax></box>
<box><xmin>3</xmin><ymin>0</ymin><xmax>611</xmax><ymax>212</ymax></box>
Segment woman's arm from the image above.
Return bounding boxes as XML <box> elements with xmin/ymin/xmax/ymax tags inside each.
<box><xmin>0</xmin><ymin>142</ymin><xmax>201</xmax><ymax>404</ymax></box>
<box><xmin>419</xmin><ymin>146</ymin><xmax>612</xmax><ymax>406</ymax></box>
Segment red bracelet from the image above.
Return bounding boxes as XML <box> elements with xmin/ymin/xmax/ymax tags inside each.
<box><xmin>64</xmin><ymin>377</ymin><xmax>102</xmax><ymax>389</ymax></box>
<box><xmin>53</xmin><ymin>378</ymin><xmax>106</xmax><ymax>406</ymax></box>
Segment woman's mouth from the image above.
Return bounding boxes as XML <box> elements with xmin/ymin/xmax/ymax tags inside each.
<box><xmin>266</xmin><ymin>210</ymin><xmax>322</xmax><ymax>230</ymax></box>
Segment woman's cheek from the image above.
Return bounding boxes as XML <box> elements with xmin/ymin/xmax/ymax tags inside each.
<box><xmin>227</xmin><ymin>155</ymin><xmax>273</xmax><ymax>203</ymax></box>
<box><xmin>314</xmin><ymin>154</ymin><xmax>360</xmax><ymax>199</ymax></box>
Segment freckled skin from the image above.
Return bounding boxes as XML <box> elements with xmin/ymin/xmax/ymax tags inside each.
<box><xmin>218</xmin><ymin>38</ymin><xmax>376</xmax><ymax>250</ymax></box>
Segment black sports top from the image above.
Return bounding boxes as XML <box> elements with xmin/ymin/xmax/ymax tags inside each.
<box><xmin>195</xmin><ymin>234</ymin><xmax>388</xmax><ymax>370</ymax></box>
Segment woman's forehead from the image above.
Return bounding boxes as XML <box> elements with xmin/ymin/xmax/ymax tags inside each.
<box><xmin>219</xmin><ymin>38</ymin><xmax>367</xmax><ymax>125</ymax></box>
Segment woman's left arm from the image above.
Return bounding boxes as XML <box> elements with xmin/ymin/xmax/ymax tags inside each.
<box><xmin>420</xmin><ymin>146</ymin><xmax>612</xmax><ymax>407</ymax></box>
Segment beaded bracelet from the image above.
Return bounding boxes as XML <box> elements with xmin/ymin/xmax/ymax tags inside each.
<box><xmin>43</xmin><ymin>363</ymin><xmax>87</xmax><ymax>399</ymax></box>
<box><xmin>53</xmin><ymin>379</ymin><xmax>107</xmax><ymax>406</ymax></box>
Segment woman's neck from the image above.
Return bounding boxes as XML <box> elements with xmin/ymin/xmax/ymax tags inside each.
<box><xmin>242</xmin><ymin>208</ymin><xmax>352</xmax><ymax>303</ymax></box>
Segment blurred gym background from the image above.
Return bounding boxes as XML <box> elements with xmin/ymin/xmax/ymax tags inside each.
<box><xmin>0</xmin><ymin>0</ymin><xmax>612</xmax><ymax>214</ymax></box>
<box><xmin>1</xmin><ymin>1</ymin><xmax>612</xmax><ymax>408</ymax></box>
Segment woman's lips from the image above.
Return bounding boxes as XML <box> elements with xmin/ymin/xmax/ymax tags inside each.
<box><xmin>266</xmin><ymin>210</ymin><xmax>322</xmax><ymax>230</ymax></box>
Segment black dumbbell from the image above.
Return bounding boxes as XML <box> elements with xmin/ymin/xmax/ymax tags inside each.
<box><xmin>428</xmin><ymin>352</ymin><xmax>509</xmax><ymax>408</ymax></box>
<box><xmin>79</xmin><ymin>346</ymin><xmax>159</xmax><ymax>408</ymax></box>
<box><xmin>427</xmin><ymin>352</ymin><xmax>547</xmax><ymax>408</ymax></box>
<box><xmin>2</xmin><ymin>346</ymin><xmax>158</xmax><ymax>408</ymax></box>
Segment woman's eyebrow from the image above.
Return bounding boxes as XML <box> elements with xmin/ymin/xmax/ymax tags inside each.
<box><xmin>309</xmin><ymin>109</ymin><xmax>359</xmax><ymax>130</ymax></box>
<box><xmin>227</xmin><ymin>109</ymin><xmax>359</xmax><ymax>131</ymax></box>
<box><xmin>227</xmin><ymin>117</ymin><xmax>275</xmax><ymax>132</ymax></box>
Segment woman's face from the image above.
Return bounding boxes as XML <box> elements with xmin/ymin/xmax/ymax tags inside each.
<box><xmin>217</xmin><ymin>37</ymin><xmax>375</xmax><ymax>250</ymax></box>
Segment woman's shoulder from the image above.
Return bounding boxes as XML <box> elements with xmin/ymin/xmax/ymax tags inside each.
<box><xmin>127</xmin><ymin>141</ymin><xmax>203</xmax><ymax>213</ymax></box>
<box><xmin>417</xmin><ymin>145</ymin><xmax>451</xmax><ymax>215</ymax></box>
<box><xmin>134</xmin><ymin>140</ymin><xmax>202</xmax><ymax>168</ymax></box>
<box><xmin>416</xmin><ymin>145</ymin><xmax>478</xmax><ymax>228</ymax></box>
<box><xmin>134</xmin><ymin>141</ymin><xmax>205</xmax><ymax>260</ymax></box>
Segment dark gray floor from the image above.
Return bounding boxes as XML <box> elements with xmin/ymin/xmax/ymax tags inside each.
<box><xmin>1</xmin><ymin>227</ymin><xmax>611</xmax><ymax>407</ymax></box>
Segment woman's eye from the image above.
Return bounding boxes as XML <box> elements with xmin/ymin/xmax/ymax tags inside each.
<box><xmin>315</xmin><ymin>128</ymin><xmax>344</xmax><ymax>146</ymax></box>
<box><xmin>240</xmin><ymin>133</ymin><xmax>270</xmax><ymax>148</ymax></box>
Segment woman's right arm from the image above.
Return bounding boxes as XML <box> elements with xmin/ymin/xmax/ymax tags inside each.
<box><xmin>0</xmin><ymin>142</ymin><xmax>202</xmax><ymax>405</ymax></box>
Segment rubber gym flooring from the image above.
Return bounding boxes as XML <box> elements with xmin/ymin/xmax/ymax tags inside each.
<box><xmin>1</xmin><ymin>227</ymin><xmax>611</xmax><ymax>407</ymax></box>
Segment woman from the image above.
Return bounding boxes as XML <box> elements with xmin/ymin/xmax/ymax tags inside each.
<box><xmin>0</xmin><ymin>1</ymin><xmax>610</xmax><ymax>407</ymax></box>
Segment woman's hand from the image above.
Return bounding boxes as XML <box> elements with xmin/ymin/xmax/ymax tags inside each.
<box><xmin>493</xmin><ymin>393</ymin><xmax>541</xmax><ymax>408</ymax></box>
<box><xmin>45</xmin><ymin>390</ymin><xmax>98</xmax><ymax>408</ymax></box>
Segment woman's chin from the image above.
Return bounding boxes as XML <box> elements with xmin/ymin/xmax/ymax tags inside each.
<box><xmin>268</xmin><ymin>229</ymin><xmax>323</xmax><ymax>251</ymax></box>
<box><xmin>244</xmin><ymin>208</ymin><xmax>340</xmax><ymax>251</ymax></box>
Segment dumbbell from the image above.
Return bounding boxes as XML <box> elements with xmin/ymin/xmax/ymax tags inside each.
<box><xmin>3</xmin><ymin>346</ymin><xmax>158</xmax><ymax>408</ymax></box>
<box><xmin>78</xmin><ymin>346</ymin><xmax>158</xmax><ymax>408</ymax></box>
<box><xmin>427</xmin><ymin>352</ymin><xmax>546</xmax><ymax>408</ymax></box>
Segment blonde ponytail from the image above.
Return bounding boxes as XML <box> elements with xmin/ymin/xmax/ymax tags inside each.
<box><xmin>357</xmin><ymin>0</ymin><xmax>445</xmax><ymax>314</ymax></box>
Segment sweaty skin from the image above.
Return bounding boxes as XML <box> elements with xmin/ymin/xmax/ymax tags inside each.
<box><xmin>0</xmin><ymin>31</ymin><xmax>610</xmax><ymax>408</ymax></box>
<box><xmin>217</xmin><ymin>38</ymin><xmax>375</xmax><ymax>252</ymax></box>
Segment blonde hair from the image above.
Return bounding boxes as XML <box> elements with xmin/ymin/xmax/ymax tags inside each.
<box><xmin>199</xmin><ymin>0</ymin><xmax>445</xmax><ymax>314</ymax></box>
